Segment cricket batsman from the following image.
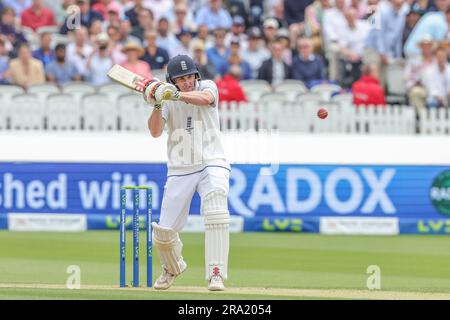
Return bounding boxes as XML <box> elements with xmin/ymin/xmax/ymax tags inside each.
<box><xmin>142</xmin><ymin>55</ymin><xmax>230</xmax><ymax>291</ymax></box>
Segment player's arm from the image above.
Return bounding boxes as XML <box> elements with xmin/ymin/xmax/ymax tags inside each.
<box><xmin>178</xmin><ymin>91</ymin><xmax>214</xmax><ymax>107</ymax></box>
<box><xmin>148</xmin><ymin>104</ymin><xmax>165</xmax><ymax>138</ymax></box>
<box><xmin>159</xmin><ymin>83</ymin><xmax>215</xmax><ymax>107</ymax></box>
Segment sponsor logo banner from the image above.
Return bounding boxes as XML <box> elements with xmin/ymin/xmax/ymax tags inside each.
<box><xmin>320</xmin><ymin>217</ymin><xmax>399</xmax><ymax>235</ymax></box>
<box><xmin>0</xmin><ymin>162</ymin><xmax>448</xmax><ymax>224</ymax></box>
<box><xmin>400</xmin><ymin>218</ymin><xmax>450</xmax><ymax>234</ymax></box>
<box><xmin>430</xmin><ymin>170</ymin><xmax>450</xmax><ymax>217</ymax></box>
<box><xmin>243</xmin><ymin>216</ymin><xmax>320</xmax><ymax>233</ymax></box>
<box><xmin>8</xmin><ymin>213</ymin><xmax>87</xmax><ymax>232</ymax></box>
<box><xmin>88</xmin><ymin>214</ymin><xmax>244</xmax><ymax>233</ymax></box>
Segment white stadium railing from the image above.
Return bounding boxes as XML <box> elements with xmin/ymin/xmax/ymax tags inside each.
<box><xmin>0</xmin><ymin>83</ymin><xmax>447</xmax><ymax>135</ymax></box>
<box><xmin>218</xmin><ymin>101</ymin><xmax>415</xmax><ymax>134</ymax></box>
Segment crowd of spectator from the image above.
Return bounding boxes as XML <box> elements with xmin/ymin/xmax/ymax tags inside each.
<box><xmin>0</xmin><ymin>0</ymin><xmax>448</xmax><ymax>109</ymax></box>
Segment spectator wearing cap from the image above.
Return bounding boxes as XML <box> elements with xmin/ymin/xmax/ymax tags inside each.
<box><xmin>143</xmin><ymin>0</ymin><xmax>173</xmax><ymax>23</ymax></box>
<box><xmin>338</xmin><ymin>8</ymin><xmax>371</xmax><ymax>88</ymax></box>
<box><xmin>107</xmin><ymin>24</ymin><xmax>127</xmax><ymax>64</ymax></box>
<box><xmin>258</xmin><ymin>40</ymin><xmax>292</xmax><ymax>86</ymax></box>
<box><xmin>156</xmin><ymin>17</ymin><xmax>180</xmax><ymax>54</ymax></box>
<box><xmin>364</xmin><ymin>0</ymin><xmax>409</xmax><ymax>85</ymax></box>
<box><xmin>103</xmin><ymin>2</ymin><xmax>122</xmax><ymax>28</ymax></box>
<box><xmin>125</xmin><ymin>0</ymin><xmax>145</xmax><ymax>27</ymax></box>
<box><xmin>192</xmin><ymin>24</ymin><xmax>215</xmax><ymax>50</ymax></box>
<box><xmin>241</xmin><ymin>27</ymin><xmax>271</xmax><ymax>79</ymax></box>
<box><xmin>262</xmin><ymin>18</ymin><xmax>279</xmax><ymax>46</ymax></box>
<box><xmin>170</xmin><ymin>2</ymin><xmax>197</xmax><ymax>35</ymax></box>
<box><xmin>120</xmin><ymin>40</ymin><xmax>152</xmax><ymax>79</ymax></box>
<box><xmin>85</xmin><ymin>33</ymin><xmax>114</xmax><ymax>85</ymax></box>
<box><xmin>225</xmin><ymin>16</ymin><xmax>248</xmax><ymax>50</ymax></box>
<box><xmin>92</xmin><ymin>0</ymin><xmax>118</xmax><ymax>19</ymax></box>
<box><xmin>169</xmin><ymin>29</ymin><xmax>192</xmax><ymax>58</ymax></box>
<box><xmin>352</xmin><ymin>64</ymin><xmax>386</xmax><ymax>106</ymax></box>
<box><xmin>216</xmin><ymin>64</ymin><xmax>247</xmax><ymax>103</ymax></box>
<box><xmin>404</xmin><ymin>0</ymin><xmax>449</xmax><ymax>57</ymax></box>
<box><xmin>222</xmin><ymin>39</ymin><xmax>252</xmax><ymax>80</ymax></box>
<box><xmin>305</xmin><ymin>0</ymin><xmax>332</xmax><ymax>54</ymax></box>
<box><xmin>66</xmin><ymin>26</ymin><xmax>94</xmax><ymax>79</ymax></box>
<box><xmin>402</xmin><ymin>3</ymin><xmax>426</xmax><ymax>56</ymax></box>
<box><xmin>404</xmin><ymin>34</ymin><xmax>435</xmax><ymax>111</ymax></box>
<box><xmin>422</xmin><ymin>45</ymin><xmax>450</xmax><ymax>108</ymax></box>
<box><xmin>192</xmin><ymin>39</ymin><xmax>217</xmax><ymax>80</ymax></box>
<box><xmin>207</xmin><ymin>28</ymin><xmax>230</xmax><ymax>77</ymax></box>
<box><xmin>292</xmin><ymin>37</ymin><xmax>326</xmax><ymax>88</ymax></box>
<box><xmin>9</xmin><ymin>43</ymin><xmax>45</xmax><ymax>88</ymax></box>
<box><xmin>0</xmin><ymin>7</ymin><xmax>27</xmax><ymax>55</ymax></box>
<box><xmin>0</xmin><ymin>38</ymin><xmax>9</xmax><ymax>84</ymax></box>
<box><xmin>2</xmin><ymin>0</ymin><xmax>31</xmax><ymax>17</ymax></box>
<box><xmin>141</xmin><ymin>30</ymin><xmax>170</xmax><ymax>70</ymax></box>
<box><xmin>131</xmin><ymin>8</ymin><xmax>154</xmax><ymax>42</ymax></box>
<box><xmin>32</xmin><ymin>31</ymin><xmax>54</xmax><ymax>67</ymax></box>
<box><xmin>195</xmin><ymin>0</ymin><xmax>232</xmax><ymax>30</ymax></box>
<box><xmin>60</xmin><ymin>0</ymin><xmax>103</xmax><ymax>34</ymax></box>
<box><xmin>45</xmin><ymin>43</ymin><xmax>81</xmax><ymax>85</ymax></box>
<box><xmin>322</xmin><ymin>0</ymin><xmax>348</xmax><ymax>81</ymax></box>
<box><xmin>21</xmin><ymin>0</ymin><xmax>56</xmax><ymax>32</ymax></box>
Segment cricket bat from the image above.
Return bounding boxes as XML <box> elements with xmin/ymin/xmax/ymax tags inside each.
<box><xmin>107</xmin><ymin>64</ymin><xmax>149</xmax><ymax>92</ymax></box>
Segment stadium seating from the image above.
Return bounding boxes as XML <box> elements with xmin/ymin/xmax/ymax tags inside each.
<box><xmin>97</xmin><ymin>83</ymin><xmax>134</xmax><ymax>102</ymax></box>
<box><xmin>46</xmin><ymin>93</ymin><xmax>80</xmax><ymax>131</ymax></box>
<box><xmin>296</xmin><ymin>92</ymin><xmax>323</xmax><ymax>105</ymax></box>
<box><xmin>274</xmin><ymin>80</ymin><xmax>308</xmax><ymax>101</ymax></box>
<box><xmin>0</xmin><ymin>85</ymin><xmax>25</xmax><ymax>102</ymax></box>
<box><xmin>331</xmin><ymin>93</ymin><xmax>353</xmax><ymax>108</ymax></box>
<box><xmin>61</xmin><ymin>82</ymin><xmax>96</xmax><ymax>107</ymax></box>
<box><xmin>28</xmin><ymin>83</ymin><xmax>60</xmax><ymax>104</ymax></box>
<box><xmin>82</xmin><ymin>93</ymin><xmax>117</xmax><ymax>131</ymax></box>
<box><xmin>240</xmin><ymin>80</ymin><xmax>272</xmax><ymax>102</ymax></box>
<box><xmin>9</xmin><ymin>94</ymin><xmax>44</xmax><ymax>131</ymax></box>
<box><xmin>310</xmin><ymin>83</ymin><xmax>342</xmax><ymax>101</ymax></box>
<box><xmin>118</xmin><ymin>93</ymin><xmax>151</xmax><ymax>132</ymax></box>
<box><xmin>0</xmin><ymin>85</ymin><xmax>447</xmax><ymax>135</ymax></box>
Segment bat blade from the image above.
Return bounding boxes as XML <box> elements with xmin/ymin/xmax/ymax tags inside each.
<box><xmin>107</xmin><ymin>64</ymin><xmax>146</xmax><ymax>92</ymax></box>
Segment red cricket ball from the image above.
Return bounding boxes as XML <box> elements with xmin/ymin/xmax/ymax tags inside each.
<box><xmin>317</xmin><ymin>108</ymin><xmax>328</xmax><ymax>119</ymax></box>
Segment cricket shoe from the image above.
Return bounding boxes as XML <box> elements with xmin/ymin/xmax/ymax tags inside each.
<box><xmin>154</xmin><ymin>261</ymin><xmax>187</xmax><ymax>290</ymax></box>
<box><xmin>208</xmin><ymin>274</ymin><xmax>225</xmax><ymax>291</ymax></box>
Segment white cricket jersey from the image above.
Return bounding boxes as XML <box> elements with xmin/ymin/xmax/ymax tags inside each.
<box><xmin>161</xmin><ymin>80</ymin><xmax>230</xmax><ymax>176</ymax></box>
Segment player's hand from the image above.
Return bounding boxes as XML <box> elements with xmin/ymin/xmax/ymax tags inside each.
<box><xmin>160</xmin><ymin>83</ymin><xmax>180</xmax><ymax>101</ymax></box>
<box><xmin>136</xmin><ymin>78</ymin><xmax>152</xmax><ymax>93</ymax></box>
<box><xmin>142</xmin><ymin>79</ymin><xmax>164</xmax><ymax>103</ymax></box>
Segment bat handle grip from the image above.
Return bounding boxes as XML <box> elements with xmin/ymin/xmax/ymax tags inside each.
<box><xmin>136</xmin><ymin>78</ymin><xmax>154</xmax><ymax>92</ymax></box>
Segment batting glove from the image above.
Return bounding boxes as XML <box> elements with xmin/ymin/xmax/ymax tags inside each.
<box><xmin>160</xmin><ymin>83</ymin><xmax>180</xmax><ymax>101</ymax></box>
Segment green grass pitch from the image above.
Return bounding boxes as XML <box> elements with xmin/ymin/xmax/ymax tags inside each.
<box><xmin>0</xmin><ymin>231</ymin><xmax>449</xmax><ymax>299</ymax></box>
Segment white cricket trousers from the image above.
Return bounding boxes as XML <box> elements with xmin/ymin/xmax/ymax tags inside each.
<box><xmin>159</xmin><ymin>166</ymin><xmax>230</xmax><ymax>231</ymax></box>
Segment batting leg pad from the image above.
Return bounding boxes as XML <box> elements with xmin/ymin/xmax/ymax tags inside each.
<box><xmin>152</xmin><ymin>222</ymin><xmax>186</xmax><ymax>276</ymax></box>
<box><xmin>202</xmin><ymin>191</ymin><xmax>230</xmax><ymax>280</ymax></box>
